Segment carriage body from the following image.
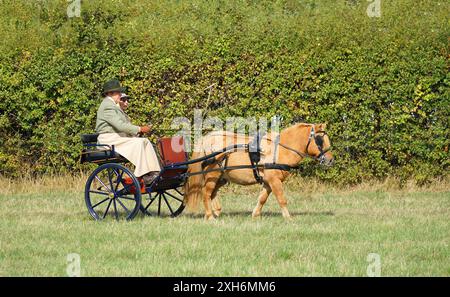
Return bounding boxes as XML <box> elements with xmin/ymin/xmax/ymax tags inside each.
<box><xmin>81</xmin><ymin>134</ymin><xmax>188</xmax><ymax>221</ymax></box>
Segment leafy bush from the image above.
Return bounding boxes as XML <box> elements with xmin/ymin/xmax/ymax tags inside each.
<box><xmin>0</xmin><ymin>0</ymin><xmax>448</xmax><ymax>184</ymax></box>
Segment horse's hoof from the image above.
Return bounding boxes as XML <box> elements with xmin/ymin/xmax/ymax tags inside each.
<box><xmin>252</xmin><ymin>212</ymin><xmax>261</xmax><ymax>219</ymax></box>
<box><xmin>204</xmin><ymin>214</ymin><xmax>215</xmax><ymax>221</ymax></box>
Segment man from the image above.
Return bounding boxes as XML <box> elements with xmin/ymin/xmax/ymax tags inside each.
<box><xmin>95</xmin><ymin>79</ymin><xmax>161</xmax><ymax>184</ymax></box>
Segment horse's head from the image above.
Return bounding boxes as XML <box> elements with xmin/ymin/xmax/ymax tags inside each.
<box><xmin>305</xmin><ymin>123</ymin><xmax>334</xmax><ymax>166</ymax></box>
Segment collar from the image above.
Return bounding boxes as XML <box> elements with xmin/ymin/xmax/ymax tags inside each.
<box><xmin>105</xmin><ymin>96</ymin><xmax>120</xmax><ymax>108</ymax></box>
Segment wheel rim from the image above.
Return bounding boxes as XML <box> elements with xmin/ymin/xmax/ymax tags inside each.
<box><xmin>85</xmin><ymin>164</ymin><xmax>142</xmax><ymax>221</ymax></box>
<box><xmin>140</xmin><ymin>186</ymin><xmax>185</xmax><ymax>217</ymax></box>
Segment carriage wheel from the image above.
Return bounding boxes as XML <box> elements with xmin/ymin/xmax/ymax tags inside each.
<box><xmin>85</xmin><ymin>163</ymin><xmax>142</xmax><ymax>221</ymax></box>
<box><xmin>140</xmin><ymin>186</ymin><xmax>185</xmax><ymax>218</ymax></box>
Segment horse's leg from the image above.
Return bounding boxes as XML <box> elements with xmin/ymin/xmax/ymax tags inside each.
<box><xmin>202</xmin><ymin>172</ymin><xmax>221</xmax><ymax>220</ymax></box>
<box><xmin>211</xmin><ymin>198</ymin><xmax>221</xmax><ymax>217</ymax></box>
<box><xmin>211</xmin><ymin>179</ymin><xmax>227</xmax><ymax>217</ymax></box>
<box><xmin>251</xmin><ymin>184</ymin><xmax>272</xmax><ymax>218</ymax></box>
<box><xmin>267</xmin><ymin>178</ymin><xmax>291</xmax><ymax>219</ymax></box>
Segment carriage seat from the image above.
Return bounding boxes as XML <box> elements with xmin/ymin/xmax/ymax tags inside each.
<box><xmin>157</xmin><ymin>136</ymin><xmax>188</xmax><ymax>165</ymax></box>
<box><xmin>80</xmin><ymin>133</ymin><xmax>124</xmax><ymax>164</ymax></box>
<box><xmin>156</xmin><ymin>136</ymin><xmax>188</xmax><ymax>181</ymax></box>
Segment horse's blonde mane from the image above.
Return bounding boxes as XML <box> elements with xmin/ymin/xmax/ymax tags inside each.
<box><xmin>281</xmin><ymin>123</ymin><xmax>313</xmax><ymax>133</ymax></box>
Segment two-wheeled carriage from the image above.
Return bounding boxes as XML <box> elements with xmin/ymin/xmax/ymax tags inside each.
<box><xmin>80</xmin><ymin>134</ymin><xmax>188</xmax><ymax>221</ymax></box>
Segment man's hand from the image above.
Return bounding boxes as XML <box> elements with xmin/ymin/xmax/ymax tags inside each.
<box><xmin>139</xmin><ymin>125</ymin><xmax>151</xmax><ymax>134</ymax></box>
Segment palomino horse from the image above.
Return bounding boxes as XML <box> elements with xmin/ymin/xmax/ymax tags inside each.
<box><xmin>184</xmin><ymin>123</ymin><xmax>334</xmax><ymax>220</ymax></box>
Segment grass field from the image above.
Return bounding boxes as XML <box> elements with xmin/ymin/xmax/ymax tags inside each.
<box><xmin>0</xmin><ymin>176</ymin><xmax>448</xmax><ymax>276</ymax></box>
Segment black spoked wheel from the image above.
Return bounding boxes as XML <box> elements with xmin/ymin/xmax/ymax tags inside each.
<box><xmin>140</xmin><ymin>186</ymin><xmax>185</xmax><ymax>218</ymax></box>
<box><xmin>85</xmin><ymin>163</ymin><xmax>142</xmax><ymax>221</ymax></box>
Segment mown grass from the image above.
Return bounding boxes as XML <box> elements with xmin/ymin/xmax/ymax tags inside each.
<box><xmin>0</xmin><ymin>176</ymin><xmax>448</xmax><ymax>276</ymax></box>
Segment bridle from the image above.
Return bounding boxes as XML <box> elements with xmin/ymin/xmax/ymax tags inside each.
<box><xmin>278</xmin><ymin>125</ymin><xmax>332</xmax><ymax>165</ymax></box>
<box><xmin>306</xmin><ymin>127</ymin><xmax>331</xmax><ymax>164</ymax></box>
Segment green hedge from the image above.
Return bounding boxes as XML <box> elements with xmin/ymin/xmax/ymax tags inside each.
<box><xmin>0</xmin><ymin>0</ymin><xmax>448</xmax><ymax>185</ymax></box>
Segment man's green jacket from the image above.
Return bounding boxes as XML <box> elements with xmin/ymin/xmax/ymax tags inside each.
<box><xmin>95</xmin><ymin>97</ymin><xmax>140</xmax><ymax>135</ymax></box>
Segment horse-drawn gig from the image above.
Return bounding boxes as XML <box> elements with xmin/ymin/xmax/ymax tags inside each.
<box><xmin>80</xmin><ymin>123</ymin><xmax>333</xmax><ymax>221</ymax></box>
<box><xmin>80</xmin><ymin>134</ymin><xmax>188</xmax><ymax>221</ymax></box>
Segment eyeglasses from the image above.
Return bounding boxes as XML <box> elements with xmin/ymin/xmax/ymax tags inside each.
<box><xmin>120</xmin><ymin>98</ymin><xmax>130</xmax><ymax>102</ymax></box>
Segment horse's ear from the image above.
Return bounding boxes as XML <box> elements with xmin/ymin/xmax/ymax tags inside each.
<box><xmin>316</xmin><ymin>123</ymin><xmax>327</xmax><ymax>131</ymax></box>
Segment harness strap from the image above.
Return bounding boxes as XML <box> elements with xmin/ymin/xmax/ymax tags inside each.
<box><xmin>263</xmin><ymin>163</ymin><xmax>294</xmax><ymax>171</ymax></box>
<box><xmin>248</xmin><ymin>131</ymin><xmax>264</xmax><ymax>184</ymax></box>
<box><xmin>305</xmin><ymin>126</ymin><xmax>316</xmax><ymax>153</ymax></box>
<box><xmin>185</xmin><ymin>163</ymin><xmax>295</xmax><ymax>178</ymax></box>
<box><xmin>278</xmin><ymin>142</ymin><xmax>309</xmax><ymax>159</ymax></box>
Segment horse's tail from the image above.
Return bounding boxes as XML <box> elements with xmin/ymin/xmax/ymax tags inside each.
<box><xmin>184</xmin><ymin>150</ymin><xmax>205</xmax><ymax>212</ymax></box>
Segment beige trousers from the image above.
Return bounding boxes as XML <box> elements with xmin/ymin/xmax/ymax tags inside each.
<box><xmin>98</xmin><ymin>133</ymin><xmax>161</xmax><ymax>177</ymax></box>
